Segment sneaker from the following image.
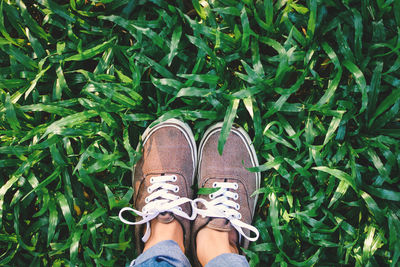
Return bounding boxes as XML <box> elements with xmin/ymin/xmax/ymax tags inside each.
<box><xmin>192</xmin><ymin>122</ymin><xmax>260</xmax><ymax>258</ymax></box>
<box><xmin>119</xmin><ymin>118</ymin><xmax>197</xmax><ymax>254</ymax></box>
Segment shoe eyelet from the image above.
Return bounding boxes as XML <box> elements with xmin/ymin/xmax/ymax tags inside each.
<box><xmin>150</xmin><ymin>178</ymin><xmax>154</xmax><ymax>183</ymax></box>
<box><xmin>212</xmin><ymin>182</ymin><xmax>217</xmax><ymax>188</ymax></box>
<box><xmin>172</xmin><ymin>175</ymin><xmax>177</xmax><ymax>182</ymax></box>
<box><xmin>174</xmin><ymin>186</ymin><xmax>179</xmax><ymax>193</ymax></box>
<box><xmin>234</xmin><ymin>193</ymin><xmax>238</xmax><ymax>200</ymax></box>
<box><xmin>178</xmin><ymin>207</ymin><xmax>182</xmax><ymax>211</ymax></box>
<box><xmin>145</xmin><ymin>197</ymin><xmax>149</xmax><ymax>203</ymax></box>
<box><xmin>237</xmin><ymin>214</ymin><xmax>242</xmax><ymax>219</ymax></box>
<box><xmin>209</xmin><ymin>194</ymin><xmax>214</xmax><ymax>199</ymax></box>
<box><xmin>147</xmin><ymin>188</ymin><xmax>152</xmax><ymax>193</ymax></box>
<box><xmin>235</xmin><ymin>204</ymin><xmax>240</xmax><ymax>210</ymax></box>
<box><xmin>176</xmin><ymin>196</ymin><xmax>180</xmax><ymax>200</ymax></box>
<box><xmin>234</xmin><ymin>183</ymin><xmax>238</xmax><ymax>189</ymax></box>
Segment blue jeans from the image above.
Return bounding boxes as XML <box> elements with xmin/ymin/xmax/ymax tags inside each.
<box><xmin>130</xmin><ymin>240</ymin><xmax>249</xmax><ymax>267</ymax></box>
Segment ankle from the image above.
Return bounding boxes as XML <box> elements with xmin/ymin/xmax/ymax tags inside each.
<box><xmin>143</xmin><ymin>219</ymin><xmax>185</xmax><ymax>253</ymax></box>
<box><xmin>196</xmin><ymin>227</ymin><xmax>238</xmax><ymax>266</ymax></box>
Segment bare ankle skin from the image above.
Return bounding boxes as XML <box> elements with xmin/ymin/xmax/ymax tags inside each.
<box><xmin>143</xmin><ymin>219</ymin><xmax>185</xmax><ymax>253</ymax></box>
<box><xmin>196</xmin><ymin>227</ymin><xmax>238</xmax><ymax>266</ymax></box>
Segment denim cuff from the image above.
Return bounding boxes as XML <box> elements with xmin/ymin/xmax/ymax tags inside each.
<box><xmin>205</xmin><ymin>253</ymin><xmax>249</xmax><ymax>267</ymax></box>
<box><xmin>132</xmin><ymin>240</ymin><xmax>191</xmax><ymax>267</ymax></box>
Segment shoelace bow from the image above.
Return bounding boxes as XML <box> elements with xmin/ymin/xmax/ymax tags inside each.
<box><xmin>119</xmin><ymin>178</ymin><xmax>259</xmax><ymax>243</ymax></box>
<box><xmin>119</xmin><ymin>175</ymin><xmax>197</xmax><ymax>242</ymax></box>
<box><xmin>194</xmin><ymin>181</ymin><xmax>260</xmax><ymax>242</ymax></box>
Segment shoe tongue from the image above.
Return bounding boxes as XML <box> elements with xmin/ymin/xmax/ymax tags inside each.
<box><xmin>157</xmin><ymin>212</ymin><xmax>174</xmax><ymax>223</ymax></box>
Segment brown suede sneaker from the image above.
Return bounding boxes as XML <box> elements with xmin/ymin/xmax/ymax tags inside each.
<box><xmin>192</xmin><ymin>122</ymin><xmax>260</xmax><ymax>260</ymax></box>
<box><xmin>119</xmin><ymin>118</ymin><xmax>197</xmax><ymax>254</ymax></box>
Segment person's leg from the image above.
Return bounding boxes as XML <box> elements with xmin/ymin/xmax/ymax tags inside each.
<box><xmin>144</xmin><ymin>219</ymin><xmax>184</xmax><ymax>253</ymax></box>
<box><xmin>119</xmin><ymin>119</ymin><xmax>197</xmax><ymax>267</ymax></box>
<box><xmin>192</xmin><ymin>122</ymin><xmax>260</xmax><ymax>266</ymax></box>
<box><xmin>133</xmin><ymin>219</ymin><xmax>189</xmax><ymax>267</ymax></box>
<box><xmin>196</xmin><ymin>227</ymin><xmax>238</xmax><ymax>265</ymax></box>
<box><xmin>196</xmin><ymin>227</ymin><xmax>249</xmax><ymax>267</ymax></box>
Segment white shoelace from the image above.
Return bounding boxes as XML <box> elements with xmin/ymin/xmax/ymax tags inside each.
<box><xmin>194</xmin><ymin>182</ymin><xmax>260</xmax><ymax>242</ymax></box>
<box><xmin>118</xmin><ymin>175</ymin><xmax>197</xmax><ymax>242</ymax></box>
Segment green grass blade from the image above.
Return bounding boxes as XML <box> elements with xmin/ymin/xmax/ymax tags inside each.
<box><xmin>218</xmin><ymin>98</ymin><xmax>240</xmax><ymax>155</ymax></box>
<box><xmin>65</xmin><ymin>38</ymin><xmax>116</xmax><ymax>61</ymax></box>
<box><xmin>313</xmin><ymin>166</ymin><xmax>356</xmax><ymax>191</ymax></box>
<box><xmin>4</xmin><ymin>93</ymin><xmax>20</xmax><ymax>130</ymax></box>
<box><xmin>343</xmin><ymin>60</ymin><xmax>368</xmax><ymax>113</ymax></box>
<box><xmin>369</xmin><ymin>88</ymin><xmax>400</xmax><ymax>127</ymax></box>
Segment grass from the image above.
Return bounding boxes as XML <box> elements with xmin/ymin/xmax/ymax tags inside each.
<box><xmin>0</xmin><ymin>0</ymin><xmax>399</xmax><ymax>266</ymax></box>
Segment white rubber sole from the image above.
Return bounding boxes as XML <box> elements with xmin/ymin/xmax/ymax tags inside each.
<box><xmin>198</xmin><ymin>122</ymin><xmax>261</xmax><ymax>213</ymax></box>
<box><xmin>139</xmin><ymin>118</ymin><xmax>198</xmax><ymax>183</ymax></box>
